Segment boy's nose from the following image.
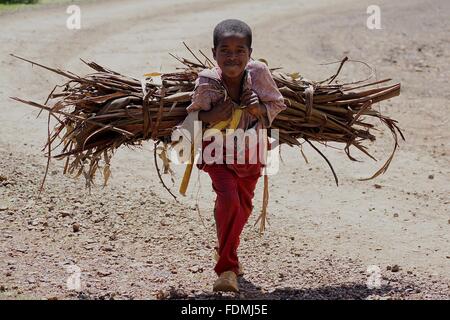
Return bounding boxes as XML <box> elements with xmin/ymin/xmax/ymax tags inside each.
<box><xmin>226</xmin><ymin>51</ymin><xmax>240</xmax><ymax>59</ymax></box>
<box><xmin>226</xmin><ymin>56</ymin><xmax>240</xmax><ymax>63</ymax></box>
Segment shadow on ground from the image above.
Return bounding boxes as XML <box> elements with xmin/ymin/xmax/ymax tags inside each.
<box><xmin>169</xmin><ymin>277</ymin><xmax>399</xmax><ymax>300</ymax></box>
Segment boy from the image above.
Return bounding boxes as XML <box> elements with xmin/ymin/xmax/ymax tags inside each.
<box><xmin>185</xmin><ymin>19</ymin><xmax>286</xmax><ymax>292</ymax></box>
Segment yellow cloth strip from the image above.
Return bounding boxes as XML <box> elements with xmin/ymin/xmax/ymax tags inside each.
<box><xmin>179</xmin><ymin>107</ymin><xmax>243</xmax><ymax>196</ymax></box>
<box><xmin>179</xmin><ymin>143</ymin><xmax>195</xmax><ymax>196</ymax></box>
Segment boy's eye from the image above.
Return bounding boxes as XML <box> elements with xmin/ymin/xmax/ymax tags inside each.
<box><xmin>220</xmin><ymin>49</ymin><xmax>246</xmax><ymax>56</ymax></box>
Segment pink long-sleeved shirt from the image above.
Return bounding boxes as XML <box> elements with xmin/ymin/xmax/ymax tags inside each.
<box><xmin>187</xmin><ymin>60</ymin><xmax>286</xmax><ymax>131</ymax></box>
<box><xmin>178</xmin><ymin>60</ymin><xmax>286</xmax><ymax>177</ymax></box>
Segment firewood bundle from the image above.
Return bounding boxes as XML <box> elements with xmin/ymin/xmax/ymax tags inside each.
<box><xmin>11</xmin><ymin>51</ymin><xmax>403</xmax><ymax>194</ymax></box>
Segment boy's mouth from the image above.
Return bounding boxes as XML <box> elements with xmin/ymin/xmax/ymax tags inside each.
<box><xmin>224</xmin><ymin>61</ymin><xmax>241</xmax><ymax>67</ymax></box>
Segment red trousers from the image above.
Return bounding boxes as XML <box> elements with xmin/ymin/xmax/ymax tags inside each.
<box><xmin>203</xmin><ymin>163</ymin><xmax>261</xmax><ymax>276</ymax></box>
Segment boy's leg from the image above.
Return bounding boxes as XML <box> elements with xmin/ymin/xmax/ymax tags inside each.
<box><xmin>207</xmin><ymin>164</ymin><xmax>260</xmax><ymax>276</ymax></box>
<box><xmin>234</xmin><ymin>172</ymin><xmax>260</xmax><ymax>249</ymax></box>
<box><xmin>206</xmin><ymin>164</ymin><xmax>242</xmax><ymax>276</ymax></box>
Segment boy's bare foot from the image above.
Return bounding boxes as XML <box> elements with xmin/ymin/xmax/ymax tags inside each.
<box><xmin>213</xmin><ymin>271</ymin><xmax>239</xmax><ymax>293</ymax></box>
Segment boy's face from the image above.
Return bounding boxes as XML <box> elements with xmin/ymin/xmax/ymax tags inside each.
<box><xmin>212</xmin><ymin>33</ymin><xmax>252</xmax><ymax>79</ymax></box>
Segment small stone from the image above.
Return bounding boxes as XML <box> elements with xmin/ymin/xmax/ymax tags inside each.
<box><xmin>160</xmin><ymin>220</ymin><xmax>170</xmax><ymax>226</ymax></box>
<box><xmin>97</xmin><ymin>270</ymin><xmax>112</xmax><ymax>277</ymax></box>
<box><xmin>188</xmin><ymin>266</ymin><xmax>203</xmax><ymax>273</ymax></box>
<box><xmin>0</xmin><ymin>285</ymin><xmax>6</xmax><ymax>292</ymax></box>
<box><xmin>156</xmin><ymin>290</ymin><xmax>169</xmax><ymax>300</ymax></box>
<box><xmin>61</xmin><ymin>211</ymin><xmax>71</xmax><ymax>218</ymax></box>
<box><xmin>393</xmin><ymin>213</ymin><xmax>399</xmax><ymax>218</ymax></box>
<box><xmin>72</xmin><ymin>223</ymin><xmax>80</xmax><ymax>233</ymax></box>
<box><xmin>391</xmin><ymin>265</ymin><xmax>400</xmax><ymax>272</ymax></box>
<box><xmin>374</xmin><ymin>184</ymin><xmax>382</xmax><ymax>189</ymax></box>
<box><xmin>0</xmin><ymin>203</ymin><xmax>8</xmax><ymax>211</ymax></box>
<box><xmin>14</xmin><ymin>247</ymin><xmax>27</xmax><ymax>254</ymax></box>
<box><xmin>428</xmin><ymin>174</ymin><xmax>434</xmax><ymax>180</ymax></box>
<box><xmin>27</xmin><ymin>277</ymin><xmax>36</xmax><ymax>284</ymax></box>
<box><xmin>94</xmin><ymin>217</ymin><xmax>105</xmax><ymax>223</ymax></box>
<box><xmin>103</xmin><ymin>246</ymin><xmax>114</xmax><ymax>252</ymax></box>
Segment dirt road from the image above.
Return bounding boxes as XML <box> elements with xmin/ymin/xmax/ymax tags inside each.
<box><xmin>0</xmin><ymin>0</ymin><xmax>449</xmax><ymax>299</ymax></box>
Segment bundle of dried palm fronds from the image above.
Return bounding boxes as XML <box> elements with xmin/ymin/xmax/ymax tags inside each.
<box><xmin>10</xmin><ymin>50</ymin><xmax>403</xmax><ymax>197</ymax></box>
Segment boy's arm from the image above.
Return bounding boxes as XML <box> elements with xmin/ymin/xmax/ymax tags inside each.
<box><xmin>242</xmin><ymin>61</ymin><xmax>287</xmax><ymax>128</ymax></box>
<box><xmin>241</xmin><ymin>89</ymin><xmax>268</xmax><ymax>126</ymax></box>
<box><xmin>241</xmin><ymin>89</ymin><xmax>285</xmax><ymax>129</ymax></box>
<box><xmin>186</xmin><ymin>76</ymin><xmax>222</xmax><ymax>113</ymax></box>
<box><xmin>259</xmin><ymin>99</ymin><xmax>286</xmax><ymax>128</ymax></box>
<box><xmin>199</xmin><ymin>99</ymin><xmax>234</xmax><ymax>125</ymax></box>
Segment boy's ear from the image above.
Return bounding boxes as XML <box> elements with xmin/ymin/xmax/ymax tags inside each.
<box><xmin>211</xmin><ymin>47</ymin><xmax>217</xmax><ymax>60</ymax></box>
<box><xmin>248</xmin><ymin>47</ymin><xmax>253</xmax><ymax>58</ymax></box>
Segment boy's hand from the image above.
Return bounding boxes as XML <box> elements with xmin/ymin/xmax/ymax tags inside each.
<box><xmin>241</xmin><ymin>89</ymin><xmax>259</xmax><ymax>108</ymax></box>
<box><xmin>198</xmin><ymin>98</ymin><xmax>234</xmax><ymax>124</ymax></box>
<box><xmin>241</xmin><ymin>89</ymin><xmax>266</xmax><ymax>118</ymax></box>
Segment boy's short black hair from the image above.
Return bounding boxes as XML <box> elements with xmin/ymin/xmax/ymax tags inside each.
<box><xmin>213</xmin><ymin>19</ymin><xmax>252</xmax><ymax>48</ymax></box>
